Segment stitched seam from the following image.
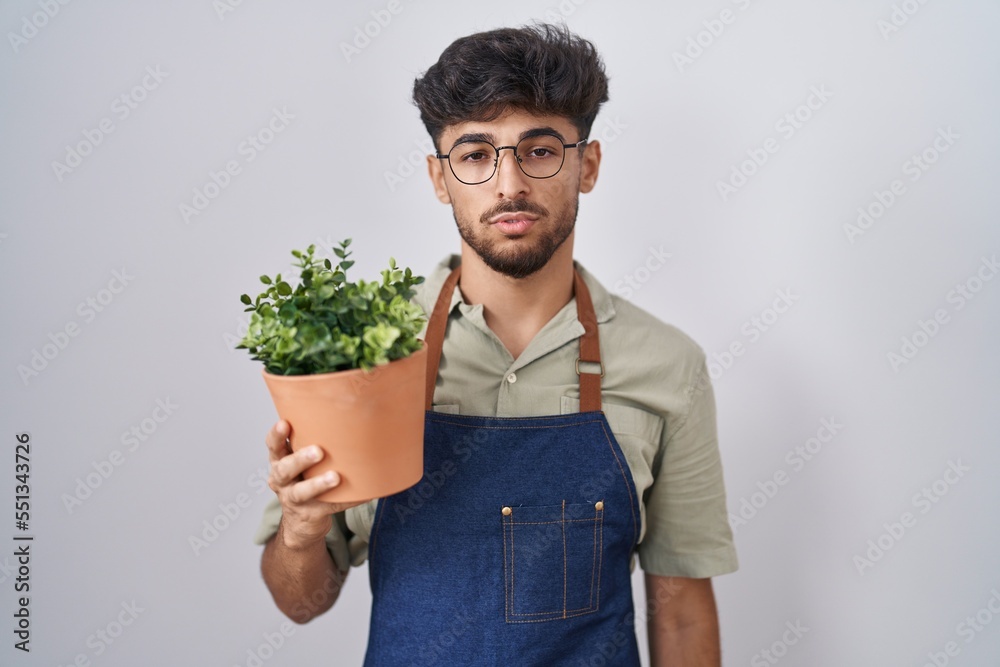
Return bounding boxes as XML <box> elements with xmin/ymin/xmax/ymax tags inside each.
<box><xmin>589</xmin><ymin>503</ymin><xmax>598</xmax><ymax>609</ymax></box>
<box><xmin>510</xmin><ymin>605</ymin><xmax>597</xmax><ymax>616</ymax></box>
<box><xmin>503</xmin><ymin>513</ymin><xmax>510</xmax><ymax>622</ymax></box>
<box><xmin>426</xmin><ymin>418</ymin><xmax>608</xmax><ymax>430</ymax></box>
<box><xmin>562</xmin><ymin>500</ymin><xmax>567</xmax><ymax>619</ymax></box>
<box><xmin>598</xmin><ymin>419</ymin><xmax>639</xmax><ymax>544</ymax></box>
<box><xmin>506</xmin><ymin>609</ymin><xmax>598</xmax><ymax>623</ymax></box>
<box><xmin>596</xmin><ymin>508</ymin><xmax>604</xmax><ymax>611</ymax></box>
<box><xmin>508</xmin><ymin>519</ymin><xmax>599</xmax><ymax>525</ymax></box>
<box><xmin>511</xmin><ymin>513</ymin><xmax>516</xmax><ymax>618</ymax></box>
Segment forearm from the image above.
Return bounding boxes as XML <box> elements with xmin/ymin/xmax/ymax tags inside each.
<box><xmin>261</xmin><ymin>519</ymin><xmax>347</xmax><ymax>623</ymax></box>
<box><xmin>648</xmin><ymin>616</ymin><xmax>720</xmax><ymax>667</ymax></box>
<box><xmin>646</xmin><ymin>575</ymin><xmax>721</xmax><ymax>667</ymax></box>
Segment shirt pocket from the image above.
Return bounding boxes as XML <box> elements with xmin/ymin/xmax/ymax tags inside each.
<box><xmin>501</xmin><ymin>500</ymin><xmax>605</xmax><ymax>623</ymax></box>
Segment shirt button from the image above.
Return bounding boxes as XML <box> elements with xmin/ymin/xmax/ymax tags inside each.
<box><xmin>506</xmin><ymin>372</ymin><xmax>517</xmax><ymax>384</ymax></box>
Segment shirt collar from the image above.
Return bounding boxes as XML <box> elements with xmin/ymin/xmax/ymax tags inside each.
<box><xmin>419</xmin><ymin>253</ymin><xmax>616</xmax><ymax>325</ymax></box>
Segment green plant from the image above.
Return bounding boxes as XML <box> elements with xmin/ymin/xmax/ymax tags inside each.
<box><xmin>236</xmin><ymin>239</ymin><xmax>426</xmax><ymax>375</ymax></box>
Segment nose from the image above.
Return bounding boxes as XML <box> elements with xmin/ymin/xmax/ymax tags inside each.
<box><xmin>494</xmin><ymin>146</ymin><xmax>530</xmax><ymax>199</ymax></box>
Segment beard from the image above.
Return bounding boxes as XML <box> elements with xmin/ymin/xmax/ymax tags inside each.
<box><xmin>453</xmin><ymin>193</ymin><xmax>579</xmax><ymax>279</ymax></box>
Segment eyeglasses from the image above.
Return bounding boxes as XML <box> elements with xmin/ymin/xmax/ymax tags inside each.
<box><xmin>436</xmin><ymin>133</ymin><xmax>588</xmax><ymax>185</ymax></box>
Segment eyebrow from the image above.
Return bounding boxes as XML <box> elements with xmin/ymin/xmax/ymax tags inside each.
<box><xmin>449</xmin><ymin>126</ymin><xmax>567</xmax><ymax>150</ymax></box>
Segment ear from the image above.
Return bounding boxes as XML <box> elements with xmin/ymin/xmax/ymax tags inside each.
<box><xmin>579</xmin><ymin>139</ymin><xmax>602</xmax><ymax>194</ymax></box>
<box><xmin>427</xmin><ymin>153</ymin><xmax>452</xmax><ymax>204</ymax></box>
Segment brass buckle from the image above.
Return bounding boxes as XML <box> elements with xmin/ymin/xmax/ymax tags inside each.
<box><xmin>575</xmin><ymin>358</ymin><xmax>605</xmax><ymax>377</ymax></box>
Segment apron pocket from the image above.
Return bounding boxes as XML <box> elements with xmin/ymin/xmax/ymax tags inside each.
<box><xmin>501</xmin><ymin>500</ymin><xmax>604</xmax><ymax>623</ymax></box>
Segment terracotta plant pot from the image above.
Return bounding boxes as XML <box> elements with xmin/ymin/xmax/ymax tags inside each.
<box><xmin>261</xmin><ymin>341</ymin><xmax>427</xmax><ymax>503</ymax></box>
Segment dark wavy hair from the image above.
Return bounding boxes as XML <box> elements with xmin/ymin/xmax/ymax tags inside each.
<box><xmin>412</xmin><ymin>23</ymin><xmax>610</xmax><ymax>150</ymax></box>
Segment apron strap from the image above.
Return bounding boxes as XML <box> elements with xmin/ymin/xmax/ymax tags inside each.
<box><xmin>573</xmin><ymin>268</ymin><xmax>603</xmax><ymax>412</ymax></box>
<box><xmin>424</xmin><ymin>264</ymin><xmax>463</xmax><ymax>410</ymax></box>
<box><xmin>423</xmin><ymin>263</ymin><xmax>603</xmax><ymax>412</ymax></box>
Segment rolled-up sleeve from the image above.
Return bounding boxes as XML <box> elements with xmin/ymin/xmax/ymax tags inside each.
<box><xmin>636</xmin><ymin>357</ymin><xmax>738</xmax><ymax>578</ymax></box>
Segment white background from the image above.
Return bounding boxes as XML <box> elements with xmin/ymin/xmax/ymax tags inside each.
<box><xmin>2</xmin><ymin>1</ymin><xmax>998</xmax><ymax>665</ymax></box>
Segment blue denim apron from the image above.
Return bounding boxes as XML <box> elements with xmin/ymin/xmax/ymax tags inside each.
<box><xmin>364</xmin><ymin>264</ymin><xmax>641</xmax><ymax>666</ymax></box>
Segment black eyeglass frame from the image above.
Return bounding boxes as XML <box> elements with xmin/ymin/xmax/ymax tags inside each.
<box><xmin>435</xmin><ymin>135</ymin><xmax>589</xmax><ymax>185</ymax></box>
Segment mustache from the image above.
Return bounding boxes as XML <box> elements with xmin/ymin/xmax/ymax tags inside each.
<box><xmin>480</xmin><ymin>199</ymin><xmax>548</xmax><ymax>224</ymax></box>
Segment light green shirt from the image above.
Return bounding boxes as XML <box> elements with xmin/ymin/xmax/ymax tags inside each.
<box><xmin>254</xmin><ymin>253</ymin><xmax>738</xmax><ymax>578</ymax></box>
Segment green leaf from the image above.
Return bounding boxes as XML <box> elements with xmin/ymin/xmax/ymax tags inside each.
<box><xmin>236</xmin><ymin>239</ymin><xmax>427</xmax><ymax>375</ymax></box>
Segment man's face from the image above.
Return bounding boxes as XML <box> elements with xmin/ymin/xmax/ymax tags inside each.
<box><xmin>427</xmin><ymin>109</ymin><xmax>601</xmax><ymax>279</ymax></box>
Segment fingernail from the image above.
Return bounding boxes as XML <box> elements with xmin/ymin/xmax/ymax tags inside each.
<box><xmin>324</xmin><ymin>471</ymin><xmax>339</xmax><ymax>486</ymax></box>
<box><xmin>307</xmin><ymin>446</ymin><xmax>321</xmax><ymax>461</ymax></box>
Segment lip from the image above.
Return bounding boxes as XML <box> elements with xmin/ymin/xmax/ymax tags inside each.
<box><xmin>489</xmin><ymin>212</ymin><xmax>539</xmax><ymax>225</ymax></box>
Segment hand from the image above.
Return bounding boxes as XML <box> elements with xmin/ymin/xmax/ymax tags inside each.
<box><xmin>265</xmin><ymin>419</ymin><xmax>370</xmax><ymax>550</ymax></box>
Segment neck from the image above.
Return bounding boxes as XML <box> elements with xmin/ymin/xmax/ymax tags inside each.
<box><xmin>456</xmin><ymin>234</ymin><xmax>576</xmax><ymax>360</ymax></box>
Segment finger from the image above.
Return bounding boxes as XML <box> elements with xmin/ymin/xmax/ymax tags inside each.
<box><xmin>265</xmin><ymin>420</ymin><xmax>291</xmax><ymax>464</ymax></box>
<box><xmin>287</xmin><ymin>470</ymin><xmax>340</xmax><ymax>504</ymax></box>
<box><xmin>271</xmin><ymin>445</ymin><xmax>324</xmax><ymax>488</ymax></box>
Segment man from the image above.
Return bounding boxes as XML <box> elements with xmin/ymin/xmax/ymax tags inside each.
<box><xmin>255</xmin><ymin>23</ymin><xmax>737</xmax><ymax>666</ymax></box>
